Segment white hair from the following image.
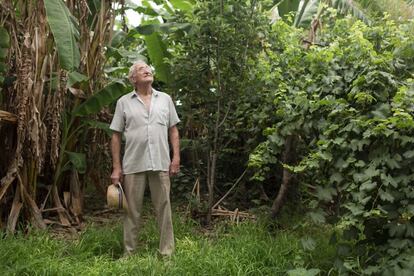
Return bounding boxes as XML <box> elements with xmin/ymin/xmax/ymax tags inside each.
<box><xmin>128</xmin><ymin>60</ymin><xmax>148</xmax><ymax>85</ymax></box>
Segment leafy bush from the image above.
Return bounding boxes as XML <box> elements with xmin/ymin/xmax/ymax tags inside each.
<box><xmin>166</xmin><ymin>0</ymin><xmax>273</xmax><ymax>209</ymax></box>
<box><xmin>250</xmin><ymin>16</ymin><xmax>414</xmax><ymax>274</ymax></box>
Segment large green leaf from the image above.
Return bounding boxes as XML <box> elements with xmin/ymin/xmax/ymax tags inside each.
<box><xmin>44</xmin><ymin>0</ymin><xmax>80</xmax><ymax>70</ymax></box>
<box><xmin>72</xmin><ymin>81</ymin><xmax>130</xmax><ymax>116</ymax></box>
<box><xmin>144</xmin><ymin>31</ymin><xmax>171</xmax><ymax>84</ymax></box>
<box><xmin>67</xmin><ymin>71</ymin><xmax>88</xmax><ymax>88</ymax></box>
<box><xmin>141</xmin><ymin>0</ymin><xmax>170</xmax><ymax>17</ymax></box>
<box><xmin>135</xmin><ymin>22</ymin><xmax>192</xmax><ymax>35</ymax></box>
<box><xmin>110</xmin><ymin>30</ymin><xmax>127</xmax><ymax>47</ymax></box>
<box><xmin>300</xmin><ymin>236</ymin><xmax>317</xmax><ymax>251</ymax></box>
<box><xmin>331</xmin><ymin>0</ymin><xmax>371</xmax><ymax>25</ymax></box>
<box><xmin>0</xmin><ymin>27</ymin><xmax>10</xmax><ymax>48</ymax></box>
<box><xmin>277</xmin><ymin>0</ymin><xmax>301</xmax><ymax>17</ymax></box>
<box><xmin>292</xmin><ymin>0</ymin><xmax>370</xmax><ymax>27</ymax></box>
<box><xmin>134</xmin><ymin>6</ymin><xmax>159</xmax><ymax>16</ymax></box>
<box><xmin>294</xmin><ymin>0</ymin><xmax>317</xmax><ymax>27</ymax></box>
<box><xmin>169</xmin><ymin>0</ymin><xmax>194</xmax><ymax>12</ymax></box>
<box><xmin>65</xmin><ymin>151</ymin><xmax>86</xmax><ymax>174</ymax></box>
<box><xmin>84</xmin><ymin>120</ymin><xmax>112</xmax><ymax>137</ymax></box>
<box><xmin>109</xmin><ymin>48</ymin><xmax>147</xmax><ymax>63</ymax></box>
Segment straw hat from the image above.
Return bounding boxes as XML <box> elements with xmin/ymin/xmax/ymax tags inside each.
<box><xmin>107</xmin><ymin>182</ymin><xmax>128</xmax><ymax>210</ymax></box>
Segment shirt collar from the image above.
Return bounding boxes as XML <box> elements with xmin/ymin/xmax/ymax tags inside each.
<box><xmin>131</xmin><ymin>88</ymin><xmax>159</xmax><ymax>98</ymax></box>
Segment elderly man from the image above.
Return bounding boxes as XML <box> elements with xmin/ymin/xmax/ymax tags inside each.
<box><xmin>110</xmin><ymin>60</ymin><xmax>180</xmax><ymax>257</ymax></box>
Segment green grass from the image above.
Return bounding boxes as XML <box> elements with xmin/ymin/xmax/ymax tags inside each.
<box><xmin>0</xmin><ymin>212</ymin><xmax>336</xmax><ymax>276</ymax></box>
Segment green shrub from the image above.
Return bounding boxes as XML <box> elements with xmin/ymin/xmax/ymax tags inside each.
<box><xmin>250</xmin><ymin>16</ymin><xmax>414</xmax><ymax>274</ymax></box>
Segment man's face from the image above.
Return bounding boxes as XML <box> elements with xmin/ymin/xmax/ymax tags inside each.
<box><xmin>134</xmin><ymin>63</ymin><xmax>153</xmax><ymax>85</ymax></box>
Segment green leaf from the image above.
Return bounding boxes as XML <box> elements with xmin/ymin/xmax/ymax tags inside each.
<box><xmin>72</xmin><ymin>81</ymin><xmax>129</xmax><ymax>116</ymax></box>
<box><xmin>134</xmin><ymin>6</ymin><xmax>159</xmax><ymax>16</ymax></box>
<box><xmin>316</xmin><ymin>186</ymin><xmax>336</xmax><ymax>201</ymax></box>
<box><xmin>405</xmin><ymin>224</ymin><xmax>414</xmax><ymax>238</ymax></box>
<box><xmin>169</xmin><ymin>0</ymin><xmax>194</xmax><ymax>12</ymax></box>
<box><xmin>345</xmin><ymin>203</ymin><xmax>364</xmax><ymax>216</ymax></box>
<box><xmin>0</xmin><ymin>27</ymin><xmax>10</xmax><ymax>48</ymax></box>
<box><xmin>158</xmin><ymin>22</ymin><xmax>192</xmax><ymax>33</ymax></box>
<box><xmin>67</xmin><ymin>71</ymin><xmax>88</xmax><ymax>88</ymax></box>
<box><xmin>44</xmin><ymin>0</ymin><xmax>80</xmax><ymax>70</ymax></box>
<box><xmin>293</xmin><ymin>0</ymin><xmax>370</xmax><ymax>27</ymax></box>
<box><xmin>65</xmin><ymin>151</ymin><xmax>86</xmax><ymax>174</ymax></box>
<box><xmin>379</xmin><ymin>189</ymin><xmax>394</xmax><ymax>203</ymax></box>
<box><xmin>110</xmin><ymin>30</ymin><xmax>127</xmax><ymax>47</ymax></box>
<box><xmin>308</xmin><ymin>210</ymin><xmax>326</xmax><ymax>223</ymax></box>
<box><xmin>331</xmin><ymin>0</ymin><xmax>370</xmax><ymax>25</ymax></box>
<box><xmin>330</xmin><ymin>172</ymin><xmax>343</xmax><ymax>183</ymax></box>
<box><xmin>136</xmin><ymin>24</ymin><xmax>157</xmax><ymax>35</ymax></box>
<box><xmin>274</xmin><ymin>0</ymin><xmax>301</xmax><ymax>18</ymax></box>
<box><xmin>364</xmin><ymin>165</ymin><xmax>380</xmax><ymax>179</ymax></box>
<box><xmin>0</xmin><ymin>48</ymin><xmax>7</xmax><ymax>59</ymax></box>
<box><xmin>381</xmin><ymin>173</ymin><xmax>398</xmax><ymax>188</ymax></box>
<box><xmin>407</xmin><ymin>205</ymin><xmax>414</xmax><ymax>215</ymax></box>
<box><xmin>0</xmin><ymin>62</ymin><xmax>6</xmax><ymax>73</ymax></box>
<box><xmin>144</xmin><ymin>31</ymin><xmax>171</xmax><ymax>83</ymax></box>
<box><xmin>343</xmin><ymin>226</ymin><xmax>359</xmax><ymax>240</ymax></box>
<box><xmin>84</xmin><ymin>120</ymin><xmax>112</xmax><ymax>137</ymax></box>
<box><xmin>294</xmin><ymin>0</ymin><xmax>317</xmax><ymax>27</ymax></box>
<box><xmin>385</xmin><ymin>158</ymin><xmax>401</xmax><ymax>169</ymax></box>
<box><xmin>360</xmin><ymin>180</ymin><xmax>377</xmax><ymax>192</ymax></box>
<box><xmin>403</xmin><ymin>150</ymin><xmax>414</xmax><ymax>159</ymax></box>
<box><xmin>112</xmin><ymin>48</ymin><xmax>147</xmax><ymax>63</ymax></box>
<box><xmin>140</xmin><ymin>0</ymin><xmax>170</xmax><ymax>17</ymax></box>
<box><xmin>301</xmin><ymin>236</ymin><xmax>316</xmax><ymax>251</ymax></box>
<box><xmin>389</xmin><ymin>224</ymin><xmax>406</xmax><ymax>238</ymax></box>
<box><xmin>135</xmin><ymin>22</ymin><xmax>192</xmax><ymax>36</ymax></box>
<box><xmin>337</xmin><ymin>244</ymin><xmax>351</xmax><ymax>256</ymax></box>
<box><xmin>318</xmin><ymin>151</ymin><xmax>332</xmax><ymax>161</ymax></box>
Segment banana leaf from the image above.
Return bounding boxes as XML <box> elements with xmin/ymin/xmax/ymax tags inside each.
<box><xmin>72</xmin><ymin>81</ymin><xmax>130</xmax><ymax>117</ymax></box>
<box><xmin>44</xmin><ymin>0</ymin><xmax>80</xmax><ymax>70</ymax></box>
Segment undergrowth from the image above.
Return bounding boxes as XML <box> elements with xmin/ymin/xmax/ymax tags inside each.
<box><xmin>0</xmin><ymin>211</ymin><xmax>335</xmax><ymax>276</ymax></box>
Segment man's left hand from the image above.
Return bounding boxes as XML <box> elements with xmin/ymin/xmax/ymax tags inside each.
<box><xmin>169</xmin><ymin>158</ymin><xmax>180</xmax><ymax>176</ymax></box>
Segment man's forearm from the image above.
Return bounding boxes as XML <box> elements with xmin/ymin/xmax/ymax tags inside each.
<box><xmin>111</xmin><ymin>132</ymin><xmax>122</xmax><ymax>169</ymax></box>
<box><xmin>169</xmin><ymin>126</ymin><xmax>180</xmax><ymax>161</ymax></box>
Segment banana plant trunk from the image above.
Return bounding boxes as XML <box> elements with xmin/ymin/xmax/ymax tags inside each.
<box><xmin>0</xmin><ymin>0</ymin><xmax>116</xmax><ymax>232</ymax></box>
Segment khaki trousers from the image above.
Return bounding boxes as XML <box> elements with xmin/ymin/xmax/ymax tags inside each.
<box><xmin>123</xmin><ymin>171</ymin><xmax>174</xmax><ymax>256</ymax></box>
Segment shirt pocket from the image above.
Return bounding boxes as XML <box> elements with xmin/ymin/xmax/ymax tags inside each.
<box><xmin>156</xmin><ymin>108</ymin><xmax>169</xmax><ymax>126</ymax></box>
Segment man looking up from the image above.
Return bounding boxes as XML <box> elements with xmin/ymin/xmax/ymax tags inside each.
<box><xmin>110</xmin><ymin>60</ymin><xmax>180</xmax><ymax>257</ymax></box>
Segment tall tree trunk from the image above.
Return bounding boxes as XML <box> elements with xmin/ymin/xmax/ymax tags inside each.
<box><xmin>271</xmin><ymin>135</ymin><xmax>296</xmax><ymax>218</ymax></box>
<box><xmin>207</xmin><ymin>150</ymin><xmax>217</xmax><ymax>223</ymax></box>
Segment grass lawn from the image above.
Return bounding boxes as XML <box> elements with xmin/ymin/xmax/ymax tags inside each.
<box><xmin>0</xmin><ymin>207</ymin><xmax>336</xmax><ymax>276</ymax></box>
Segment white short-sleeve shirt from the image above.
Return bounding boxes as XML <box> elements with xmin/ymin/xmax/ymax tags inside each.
<box><xmin>110</xmin><ymin>89</ymin><xmax>180</xmax><ymax>174</ymax></box>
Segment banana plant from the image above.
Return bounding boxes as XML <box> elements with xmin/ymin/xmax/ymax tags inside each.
<box><xmin>43</xmin><ymin>0</ymin><xmax>123</xmax><ymax>223</ymax></box>
<box><xmin>356</xmin><ymin>0</ymin><xmax>414</xmax><ymax>20</ymax></box>
<box><xmin>0</xmin><ymin>26</ymin><xmax>9</xmax><ymax>102</ymax></box>
<box><xmin>108</xmin><ymin>0</ymin><xmax>194</xmax><ymax>84</ymax></box>
<box><xmin>270</xmin><ymin>0</ymin><xmax>370</xmax><ymax>27</ymax></box>
<box><xmin>44</xmin><ymin>0</ymin><xmax>80</xmax><ymax>71</ymax></box>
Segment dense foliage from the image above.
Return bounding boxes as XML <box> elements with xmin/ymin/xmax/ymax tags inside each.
<box><xmin>250</xmin><ymin>15</ymin><xmax>414</xmax><ymax>274</ymax></box>
<box><xmin>166</xmin><ymin>0</ymin><xmax>271</xmax><ymax>215</ymax></box>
